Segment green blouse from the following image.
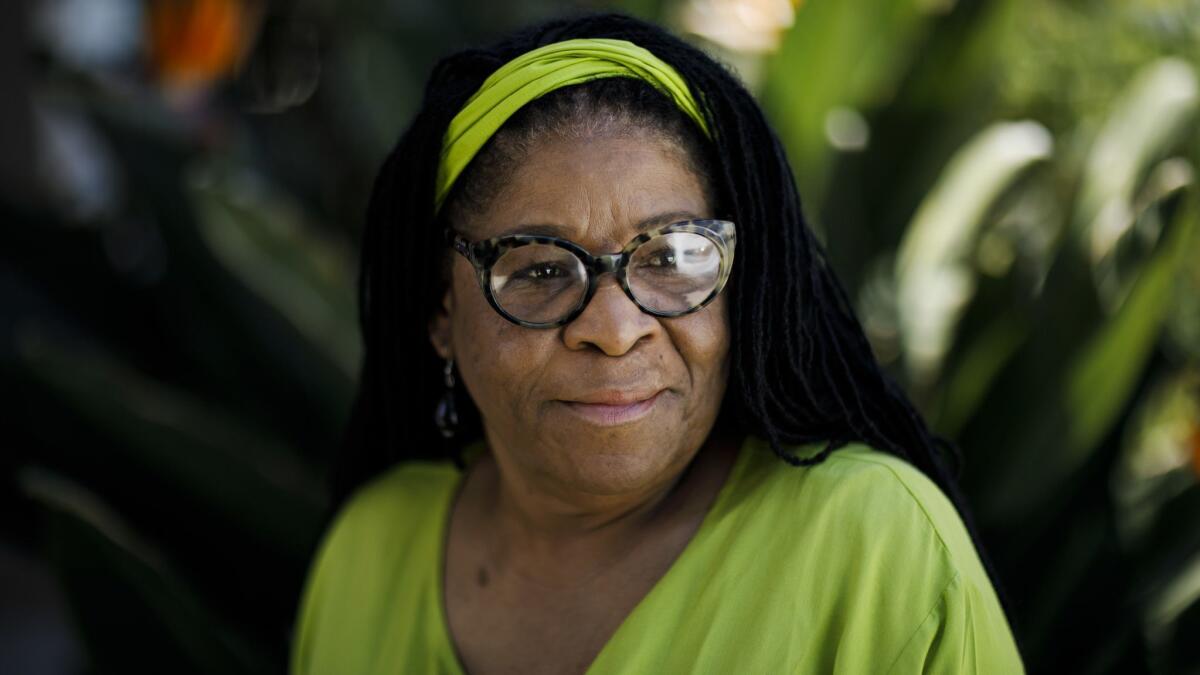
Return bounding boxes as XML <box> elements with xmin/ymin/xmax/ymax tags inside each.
<box><xmin>290</xmin><ymin>437</ymin><xmax>1024</xmax><ymax>673</ymax></box>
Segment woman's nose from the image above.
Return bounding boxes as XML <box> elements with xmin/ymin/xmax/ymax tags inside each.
<box><xmin>561</xmin><ymin>277</ymin><xmax>659</xmax><ymax>356</ymax></box>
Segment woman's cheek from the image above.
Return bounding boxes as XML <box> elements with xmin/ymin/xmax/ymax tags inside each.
<box><xmin>454</xmin><ymin>310</ymin><xmax>551</xmax><ymax>425</ymax></box>
<box><xmin>678</xmin><ymin>300</ymin><xmax>731</xmax><ymax>377</ymax></box>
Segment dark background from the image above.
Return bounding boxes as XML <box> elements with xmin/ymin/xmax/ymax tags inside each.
<box><xmin>2</xmin><ymin>0</ymin><xmax>1199</xmax><ymax>672</ymax></box>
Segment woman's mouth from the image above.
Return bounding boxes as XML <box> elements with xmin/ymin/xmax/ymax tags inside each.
<box><xmin>559</xmin><ymin>390</ymin><xmax>665</xmax><ymax>426</ymax></box>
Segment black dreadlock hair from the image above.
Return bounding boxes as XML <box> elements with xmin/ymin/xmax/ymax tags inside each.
<box><xmin>336</xmin><ymin>11</ymin><xmax>1012</xmax><ymax>619</ymax></box>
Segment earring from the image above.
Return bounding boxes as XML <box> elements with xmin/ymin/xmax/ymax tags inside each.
<box><xmin>434</xmin><ymin>357</ymin><xmax>459</xmax><ymax>439</ymax></box>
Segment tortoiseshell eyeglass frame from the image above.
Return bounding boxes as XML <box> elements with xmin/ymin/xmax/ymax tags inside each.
<box><xmin>445</xmin><ymin>219</ymin><xmax>737</xmax><ymax>329</ymax></box>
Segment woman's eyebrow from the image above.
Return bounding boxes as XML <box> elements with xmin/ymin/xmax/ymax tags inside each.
<box><xmin>634</xmin><ymin>210</ymin><xmax>702</xmax><ymax>230</ymax></box>
<box><xmin>493</xmin><ymin>211</ymin><xmax>701</xmax><ymax>239</ymax></box>
<box><xmin>492</xmin><ymin>223</ymin><xmax>568</xmax><ymax>238</ymax></box>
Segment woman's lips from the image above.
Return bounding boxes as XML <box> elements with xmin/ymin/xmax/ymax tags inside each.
<box><xmin>560</xmin><ymin>390</ymin><xmax>665</xmax><ymax>426</ymax></box>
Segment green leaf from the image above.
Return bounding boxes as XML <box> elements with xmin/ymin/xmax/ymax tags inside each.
<box><xmin>975</xmin><ymin>190</ymin><xmax>1197</xmax><ymax>522</ymax></box>
<box><xmin>1075</xmin><ymin>58</ymin><xmax>1199</xmax><ymax>258</ymax></box>
<box><xmin>895</xmin><ymin>120</ymin><xmax>1052</xmax><ymax>382</ymax></box>
<box><xmin>1065</xmin><ymin>192</ymin><xmax>1199</xmax><ymax>458</ymax></box>
<box><xmin>932</xmin><ymin>313</ymin><xmax>1029</xmax><ymax>436</ymax></box>
<box><xmin>760</xmin><ymin>0</ymin><xmax>934</xmax><ymax>208</ymax></box>
<box><xmin>960</xmin><ymin>57</ymin><xmax>1200</xmax><ymax>524</ymax></box>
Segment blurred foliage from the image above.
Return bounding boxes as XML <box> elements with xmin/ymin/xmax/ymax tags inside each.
<box><xmin>3</xmin><ymin>0</ymin><xmax>1199</xmax><ymax>673</ymax></box>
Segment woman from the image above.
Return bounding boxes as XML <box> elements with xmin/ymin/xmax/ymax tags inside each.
<box><xmin>291</xmin><ymin>13</ymin><xmax>1024</xmax><ymax>674</ymax></box>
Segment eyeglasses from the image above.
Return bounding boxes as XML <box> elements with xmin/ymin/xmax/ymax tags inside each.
<box><xmin>446</xmin><ymin>219</ymin><xmax>737</xmax><ymax>328</ymax></box>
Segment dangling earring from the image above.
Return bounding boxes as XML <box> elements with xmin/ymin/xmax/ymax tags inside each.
<box><xmin>434</xmin><ymin>357</ymin><xmax>459</xmax><ymax>439</ymax></box>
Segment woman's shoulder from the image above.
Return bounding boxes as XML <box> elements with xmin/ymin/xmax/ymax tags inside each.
<box><xmin>291</xmin><ymin>460</ymin><xmax>461</xmax><ymax>674</ymax></box>
<box><xmin>296</xmin><ymin>459</ymin><xmax>461</xmax><ymax>594</ymax></box>
<box><xmin>735</xmin><ymin>438</ymin><xmax>991</xmax><ymax>594</ymax></box>
<box><xmin>325</xmin><ymin>459</ymin><xmax>462</xmax><ymax>548</ymax></box>
<box><xmin>719</xmin><ymin>438</ymin><xmax>1023</xmax><ymax>672</ymax></box>
<box><xmin>343</xmin><ymin>459</ymin><xmax>462</xmax><ymax>514</ymax></box>
<box><xmin>807</xmin><ymin>443</ymin><xmax>979</xmax><ymax>566</ymax></box>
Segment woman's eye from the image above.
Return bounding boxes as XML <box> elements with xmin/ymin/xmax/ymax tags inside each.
<box><xmin>647</xmin><ymin>250</ymin><xmax>677</xmax><ymax>267</ymax></box>
<box><xmin>645</xmin><ymin>245</ymin><xmax>710</xmax><ymax>268</ymax></box>
<box><xmin>514</xmin><ymin>263</ymin><xmax>569</xmax><ymax>280</ymax></box>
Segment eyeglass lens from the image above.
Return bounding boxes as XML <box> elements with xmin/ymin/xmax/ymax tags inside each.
<box><xmin>488</xmin><ymin>231</ymin><xmax>723</xmax><ymax>324</ymax></box>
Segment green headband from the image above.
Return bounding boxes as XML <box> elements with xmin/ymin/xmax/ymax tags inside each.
<box><xmin>435</xmin><ymin>37</ymin><xmax>710</xmax><ymax>212</ymax></box>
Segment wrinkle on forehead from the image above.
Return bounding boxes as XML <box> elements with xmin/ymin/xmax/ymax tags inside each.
<box><xmin>460</xmin><ymin>131</ymin><xmax>712</xmax><ymax>251</ymax></box>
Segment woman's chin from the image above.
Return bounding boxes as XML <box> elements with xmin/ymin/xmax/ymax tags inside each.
<box><xmin>539</xmin><ymin>433</ymin><xmax>685</xmax><ymax>496</ymax></box>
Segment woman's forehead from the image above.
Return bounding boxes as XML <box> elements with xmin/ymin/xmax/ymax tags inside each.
<box><xmin>461</xmin><ymin>133</ymin><xmax>711</xmax><ymax>245</ymax></box>
<box><xmin>485</xmin><ymin>210</ymin><xmax>702</xmax><ymax>241</ymax></box>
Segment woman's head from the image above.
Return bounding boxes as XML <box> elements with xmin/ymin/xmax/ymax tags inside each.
<box><xmin>428</xmin><ymin>76</ymin><xmax>731</xmax><ymax>496</ymax></box>
<box><xmin>339</xmin><ymin>12</ymin><xmax>960</xmax><ymax>512</ymax></box>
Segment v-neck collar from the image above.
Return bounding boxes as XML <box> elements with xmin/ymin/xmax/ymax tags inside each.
<box><xmin>431</xmin><ymin>435</ymin><xmax>757</xmax><ymax>675</ymax></box>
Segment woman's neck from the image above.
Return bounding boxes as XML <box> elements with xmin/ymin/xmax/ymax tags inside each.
<box><xmin>462</xmin><ymin>432</ymin><xmax>740</xmax><ymax>589</ymax></box>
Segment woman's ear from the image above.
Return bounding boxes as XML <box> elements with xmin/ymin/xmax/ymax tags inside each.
<box><xmin>428</xmin><ymin>287</ymin><xmax>454</xmax><ymax>360</ymax></box>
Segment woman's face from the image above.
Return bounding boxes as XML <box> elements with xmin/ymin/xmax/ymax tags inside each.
<box><xmin>430</xmin><ymin>130</ymin><xmax>731</xmax><ymax>499</ymax></box>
